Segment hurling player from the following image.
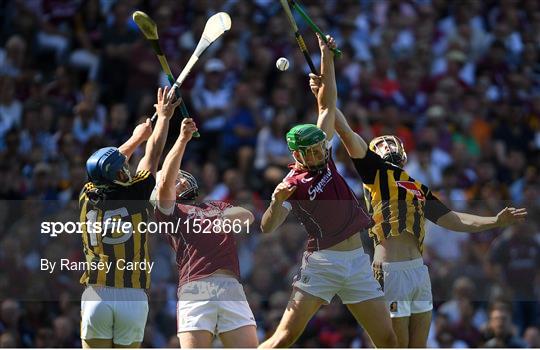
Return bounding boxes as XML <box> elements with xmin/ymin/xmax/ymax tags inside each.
<box><xmin>79</xmin><ymin>87</ymin><xmax>179</xmax><ymax>348</ymax></box>
<box><xmin>153</xmin><ymin>118</ymin><xmax>258</xmax><ymax>348</ymax></box>
<box><xmin>309</xmin><ymin>74</ymin><xmax>528</xmax><ymax>346</ymax></box>
<box><xmin>258</xmin><ymin>35</ymin><xmax>397</xmax><ymax>348</ymax></box>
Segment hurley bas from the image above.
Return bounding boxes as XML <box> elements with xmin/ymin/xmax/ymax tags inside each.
<box><xmin>40</xmin><ymin>258</ymin><xmax>154</xmax><ymax>274</ymax></box>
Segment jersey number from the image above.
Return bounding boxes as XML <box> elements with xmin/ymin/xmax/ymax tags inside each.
<box><xmin>85</xmin><ymin>208</ymin><xmax>134</xmax><ymax>246</ymax></box>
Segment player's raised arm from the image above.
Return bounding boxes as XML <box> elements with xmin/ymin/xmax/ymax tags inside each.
<box><xmin>156</xmin><ymin>118</ymin><xmax>198</xmax><ymax>213</ymax></box>
<box><xmin>315</xmin><ymin>34</ymin><xmax>337</xmax><ymax>141</ymax></box>
<box><xmin>260</xmin><ymin>182</ymin><xmax>296</xmax><ymax>233</ymax></box>
<box><xmin>335</xmin><ymin>108</ymin><xmax>369</xmax><ymax>158</ymax></box>
<box><xmin>309</xmin><ymin>77</ymin><xmax>368</xmax><ymax>159</ymax></box>
<box><xmin>118</xmin><ymin>118</ymin><xmax>153</xmax><ymax>161</ymax></box>
<box><xmin>435</xmin><ymin>207</ymin><xmax>528</xmax><ymax>232</ymax></box>
<box><xmin>137</xmin><ymin>86</ymin><xmax>181</xmax><ymax>176</ymax></box>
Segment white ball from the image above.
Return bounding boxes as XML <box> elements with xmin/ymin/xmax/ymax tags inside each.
<box><xmin>276</xmin><ymin>57</ymin><xmax>289</xmax><ymax>71</ymax></box>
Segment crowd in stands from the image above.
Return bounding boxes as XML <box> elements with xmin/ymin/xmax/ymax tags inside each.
<box><xmin>0</xmin><ymin>0</ymin><xmax>539</xmax><ymax>347</ymax></box>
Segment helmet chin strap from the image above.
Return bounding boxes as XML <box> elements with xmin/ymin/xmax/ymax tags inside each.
<box><xmin>383</xmin><ymin>152</ymin><xmax>405</xmax><ymax>166</ymax></box>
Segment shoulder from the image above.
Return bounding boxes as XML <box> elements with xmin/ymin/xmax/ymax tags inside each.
<box><xmin>351</xmin><ymin>150</ymin><xmax>387</xmax><ymax>184</ymax></box>
<box><xmin>129</xmin><ymin>170</ymin><xmax>156</xmax><ymax>194</ymax></box>
<box><xmin>131</xmin><ymin>170</ymin><xmax>155</xmax><ymax>185</ymax></box>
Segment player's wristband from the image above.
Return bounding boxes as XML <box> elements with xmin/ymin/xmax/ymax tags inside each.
<box><xmin>281</xmin><ymin>201</ymin><xmax>292</xmax><ymax>211</ymax></box>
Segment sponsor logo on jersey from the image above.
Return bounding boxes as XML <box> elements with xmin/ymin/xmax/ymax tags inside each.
<box><xmin>307</xmin><ymin>168</ymin><xmax>332</xmax><ymax>200</ymax></box>
<box><xmin>396</xmin><ymin>181</ymin><xmax>425</xmax><ymax>200</ymax></box>
<box><xmin>186</xmin><ymin>206</ymin><xmax>222</xmax><ymax>220</ymax></box>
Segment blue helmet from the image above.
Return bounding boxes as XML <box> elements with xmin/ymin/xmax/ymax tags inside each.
<box><xmin>86</xmin><ymin>147</ymin><xmax>131</xmax><ymax>186</ymax></box>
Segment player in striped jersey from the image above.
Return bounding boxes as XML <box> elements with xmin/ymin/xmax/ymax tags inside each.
<box><xmin>308</xmin><ymin>74</ymin><xmax>528</xmax><ymax>347</ymax></box>
<box><xmin>79</xmin><ymin>87</ymin><xmax>180</xmax><ymax>348</ymax></box>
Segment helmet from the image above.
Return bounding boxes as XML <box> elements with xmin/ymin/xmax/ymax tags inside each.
<box><xmin>151</xmin><ymin>169</ymin><xmax>199</xmax><ymax>205</ymax></box>
<box><xmin>177</xmin><ymin>170</ymin><xmax>199</xmax><ymax>200</ymax></box>
<box><xmin>286</xmin><ymin>124</ymin><xmax>328</xmax><ymax>171</ymax></box>
<box><xmin>369</xmin><ymin>135</ymin><xmax>407</xmax><ymax>167</ymax></box>
<box><xmin>86</xmin><ymin>147</ymin><xmax>131</xmax><ymax>186</ymax></box>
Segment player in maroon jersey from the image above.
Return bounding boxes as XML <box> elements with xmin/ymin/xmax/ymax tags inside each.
<box><xmin>258</xmin><ymin>35</ymin><xmax>397</xmax><ymax>348</ymax></box>
<box><xmin>153</xmin><ymin>118</ymin><xmax>258</xmax><ymax>348</ymax></box>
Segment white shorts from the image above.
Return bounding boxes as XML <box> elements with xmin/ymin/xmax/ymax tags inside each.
<box><xmin>378</xmin><ymin>258</ymin><xmax>433</xmax><ymax>318</ymax></box>
<box><xmin>293</xmin><ymin>247</ymin><xmax>384</xmax><ymax>304</ymax></box>
<box><xmin>81</xmin><ymin>285</ymin><xmax>149</xmax><ymax>345</ymax></box>
<box><xmin>177</xmin><ymin>275</ymin><xmax>256</xmax><ymax>335</ymax></box>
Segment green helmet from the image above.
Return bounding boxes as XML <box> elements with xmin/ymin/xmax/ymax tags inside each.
<box><xmin>286</xmin><ymin>124</ymin><xmax>329</xmax><ymax>171</ymax></box>
<box><xmin>286</xmin><ymin>124</ymin><xmax>326</xmax><ymax>151</ymax></box>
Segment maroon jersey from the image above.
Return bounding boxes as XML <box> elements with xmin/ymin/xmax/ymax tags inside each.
<box><xmin>154</xmin><ymin>201</ymin><xmax>240</xmax><ymax>286</ymax></box>
<box><xmin>284</xmin><ymin>156</ymin><xmax>373</xmax><ymax>251</ymax></box>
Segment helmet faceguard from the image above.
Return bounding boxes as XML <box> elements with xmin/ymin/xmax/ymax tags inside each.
<box><xmin>176</xmin><ymin>170</ymin><xmax>199</xmax><ymax>200</ymax></box>
<box><xmin>369</xmin><ymin>135</ymin><xmax>408</xmax><ymax>167</ymax></box>
<box><xmin>151</xmin><ymin>169</ymin><xmax>199</xmax><ymax>207</ymax></box>
<box><xmin>286</xmin><ymin>124</ymin><xmax>329</xmax><ymax>172</ymax></box>
<box><xmin>114</xmin><ymin>163</ymin><xmax>132</xmax><ymax>186</ymax></box>
<box><xmin>293</xmin><ymin>140</ymin><xmax>329</xmax><ymax>171</ymax></box>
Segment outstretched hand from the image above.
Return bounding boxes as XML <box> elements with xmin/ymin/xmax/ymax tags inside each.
<box><xmin>155</xmin><ymin>86</ymin><xmax>182</xmax><ymax>120</ymax></box>
<box><xmin>317</xmin><ymin>34</ymin><xmax>337</xmax><ymax>56</ymax></box>
<box><xmin>496</xmin><ymin>207</ymin><xmax>528</xmax><ymax>227</ymax></box>
<box><xmin>132</xmin><ymin>118</ymin><xmax>153</xmax><ymax>141</ymax></box>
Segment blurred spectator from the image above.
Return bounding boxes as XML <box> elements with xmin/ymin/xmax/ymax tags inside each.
<box><xmin>0</xmin><ymin>77</ymin><xmax>22</xmax><ymax>142</ymax></box>
<box><xmin>52</xmin><ymin>316</ymin><xmax>79</xmax><ymax>347</ymax></box>
<box><xmin>482</xmin><ymin>302</ymin><xmax>527</xmax><ymax>347</ymax></box>
<box><xmin>0</xmin><ymin>35</ymin><xmax>27</xmax><ymax>78</ymax></box>
<box><xmin>438</xmin><ymin>277</ymin><xmax>487</xmax><ymax>329</ymax></box>
<box><xmin>254</xmin><ymin>110</ymin><xmax>291</xmax><ymax>178</ymax></box>
<box><xmin>72</xmin><ymin>99</ymin><xmax>105</xmax><ymax>144</ymax></box>
<box><xmin>450</xmin><ymin>299</ymin><xmax>483</xmax><ymax>347</ymax></box>
<box><xmin>220</xmin><ymin>81</ymin><xmax>260</xmax><ymax>174</ymax></box>
<box><xmin>191</xmin><ymin>58</ymin><xmax>232</xmax><ymax>150</ymax></box>
<box><xmin>523</xmin><ymin>326</ymin><xmax>540</xmax><ymax>348</ymax></box>
<box><xmin>489</xmin><ymin>222</ymin><xmax>540</xmax><ymax>332</ymax></box>
<box><xmin>99</xmin><ymin>1</ymin><xmax>138</xmax><ymax>103</ymax></box>
<box><xmin>69</xmin><ymin>0</ymin><xmax>104</xmax><ymax>81</ymax></box>
<box><xmin>405</xmin><ymin>142</ymin><xmax>443</xmax><ymax>187</ymax></box>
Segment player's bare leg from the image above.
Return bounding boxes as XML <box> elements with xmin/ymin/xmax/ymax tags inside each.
<box><xmin>219</xmin><ymin>325</ymin><xmax>259</xmax><ymax>348</ymax></box>
<box><xmin>178</xmin><ymin>330</ymin><xmax>214</xmax><ymax>348</ymax></box>
<box><xmin>82</xmin><ymin>338</ymin><xmax>113</xmax><ymax>348</ymax></box>
<box><xmin>390</xmin><ymin>317</ymin><xmax>410</xmax><ymax>347</ymax></box>
<box><xmin>114</xmin><ymin>341</ymin><xmax>141</xmax><ymax>348</ymax></box>
<box><xmin>258</xmin><ymin>288</ymin><xmax>325</xmax><ymax>348</ymax></box>
<box><xmin>346</xmin><ymin>297</ymin><xmax>398</xmax><ymax>348</ymax></box>
<box><xmin>408</xmin><ymin>311</ymin><xmax>431</xmax><ymax>348</ymax></box>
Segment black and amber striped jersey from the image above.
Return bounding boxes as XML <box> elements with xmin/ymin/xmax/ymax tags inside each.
<box><xmin>352</xmin><ymin>150</ymin><xmax>450</xmax><ymax>252</ymax></box>
<box><xmin>79</xmin><ymin>170</ymin><xmax>155</xmax><ymax>289</ymax></box>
